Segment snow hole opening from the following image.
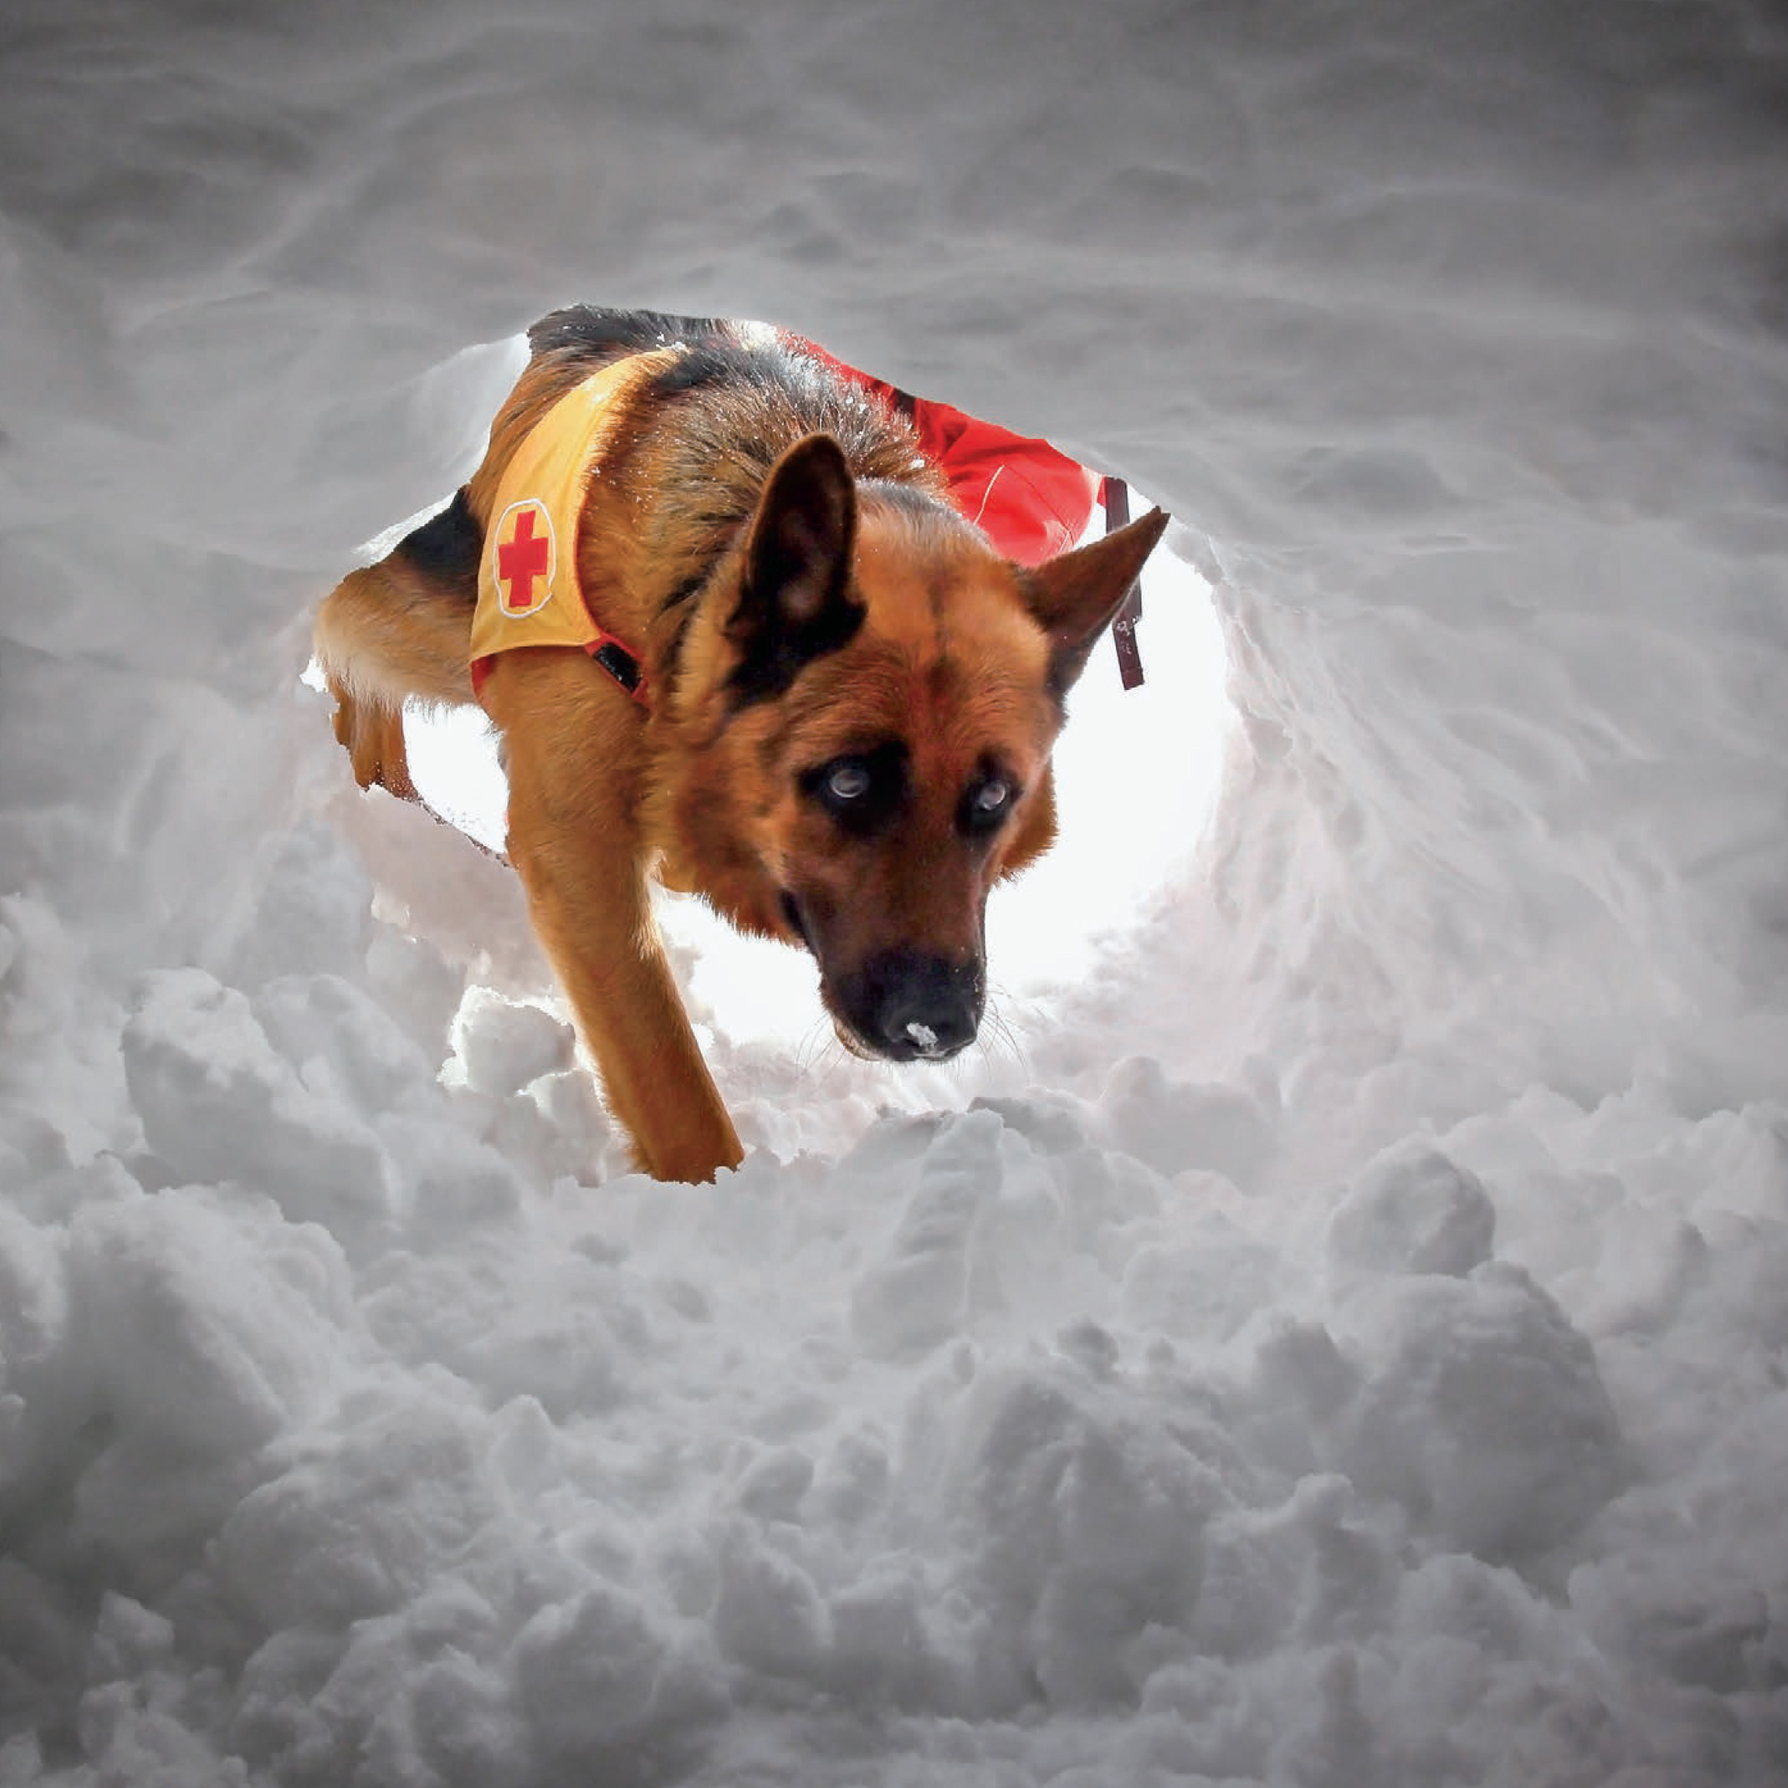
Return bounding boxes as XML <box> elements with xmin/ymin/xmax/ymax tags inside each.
<box><xmin>313</xmin><ymin>329</ymin><xmax>1237</xmax><ymax>1055</ymax></box>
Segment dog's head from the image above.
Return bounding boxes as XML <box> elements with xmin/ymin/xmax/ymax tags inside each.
<box><xmin>671</xmin><ymin>433</ymin><xmax>1168</xmax><ymax>1063</ymax></box>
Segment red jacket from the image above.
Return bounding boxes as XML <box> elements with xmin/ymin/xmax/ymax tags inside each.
<box><xmin>791</xmin><ymin>339</ymin><xmax>1103</xmax><ymax>566</ymax></box>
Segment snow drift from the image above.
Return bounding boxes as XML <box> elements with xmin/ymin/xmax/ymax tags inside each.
<box><xmin>2</xmin><ymin>2</ymin><xmax>1786</xmax><ymax>1783</ymax></box>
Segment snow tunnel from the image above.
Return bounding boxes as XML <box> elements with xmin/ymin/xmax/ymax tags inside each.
<box><xmin>1</xmin><ymin>4</ymin><xmax>1786</xmax><ymax>1784</ymax></box>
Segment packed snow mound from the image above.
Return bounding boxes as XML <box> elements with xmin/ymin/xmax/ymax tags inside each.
<box><xmin>3</xmin><ymin>2</ymin><xmax>1787</xmax><ymax>1784</ymax></box>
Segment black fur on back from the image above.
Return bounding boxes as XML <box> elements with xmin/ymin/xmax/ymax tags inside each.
<box><xmin>527</xmin><ymin>306</ymin><xmax>918</xmax><ymax>480</ymax></box>
<box><xmin>527</xmin><ymin>305</ymin><xmax>739</xmax><ymax>365</ymax></box>
<box><xmin>393</xmin><ymin>485</ymin><xmax>480</xmax><ymax>599</ymax></box>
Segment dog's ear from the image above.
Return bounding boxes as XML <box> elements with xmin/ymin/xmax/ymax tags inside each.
<box><xmin>724</xmin><ymin>434</ymin><xmax>866</xmax><ymax>705</ymax></box>
<box><xmin>1022</xmin><ymin>506</ymin><xmax>1170</xmax><ymax>697</ymax></box>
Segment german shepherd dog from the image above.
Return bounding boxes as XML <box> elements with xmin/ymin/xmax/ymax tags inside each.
<box><xmin>315</xmin><ymin>308</ymin><xmax>1166</xmax><ymax>1183</ymax></box>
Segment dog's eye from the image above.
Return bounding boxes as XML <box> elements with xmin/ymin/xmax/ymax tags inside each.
<box><xmin>800</xmin><ymin>742</ymin><xmax>910</xmax><ymax>835</ymax></box>
<box><xmin>959</xmin><ymin>768</ymin><xmax>1020</xmax><ymax>839</ymax></box>
<box><xmin>826</xmin><ymin>763</ymin><xmax>871</xmax><ymax>802</ymax></box>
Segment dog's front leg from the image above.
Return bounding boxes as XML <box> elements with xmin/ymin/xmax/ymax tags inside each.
<box><xmin>484</xmin><ymin>652</ymin><xmax>744</xmax><ymax>1185</ymax></box>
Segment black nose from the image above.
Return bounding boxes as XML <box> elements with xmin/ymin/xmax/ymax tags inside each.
<box><xmin>844</xmin><ymin>950</ymin><xmax>983</xmax><ymax>1061</ymax></box>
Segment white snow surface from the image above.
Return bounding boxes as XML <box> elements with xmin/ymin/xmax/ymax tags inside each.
<box><xmin>3</xmin><ymin>2</ymin><xmax>1788</xmax><ymax>1784</ymax></box>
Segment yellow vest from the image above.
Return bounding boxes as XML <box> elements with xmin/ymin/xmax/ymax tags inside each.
<box><xmin>470</xmin><ymin>350</ymin><xmax>674</xmax><ymax>699</ymax></box>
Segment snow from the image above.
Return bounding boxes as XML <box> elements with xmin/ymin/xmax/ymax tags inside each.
<box><xmin>2</xmin><ymin>2</ymin><xmax>1787</xmax><ymax>1783</ymax></box>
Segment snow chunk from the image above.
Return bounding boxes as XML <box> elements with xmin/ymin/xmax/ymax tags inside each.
<box><xmin>0</xmin><ymin>1201</ymin><xmax>83</xmax><ymax>1497</ymax></box>
<box><xmin>449</xmin><ymin>988</ymin><xmax>577</xmax><ymax>1098</ymax></box>
<box><xmin>217</xmin><ymin>1395</ymin><xmax>498</xmax><ymax>1629</ymax></box>
<box><xmin>121</xmin><ymin>967</ymin><xmax>395</xmax><ymax>1239</ymax></box>
<box><xmin>218</xmin><ymin>817</ymin><xmax>376</xmax><ymax>991</ymax></box>
<box><xmin>850</xmin><ymin>1109</ymin><xmax>999</xmax><ymax>1359</ymax></box>
<box><xmin>69</xmin><ymin>1186</ymin><xmax>352</xmax><ymax>1461</ymax></box>
<box><xmin>251</xmin><ymin>972</ymin><xmax>437</xmax><ymax>1119</ymax></box>
<box><xmin>1097</xmin><ymin>1055</ymin><xmax>1280</xmax><ymax>1188</ymax></box>
<box><xmin>1124</xmin><ymin>1211</ymin><xmax>1286</xmax><ymax>1343</ymax></box>
<box><xmin>360</xmin><ymin>1241</ymin><xmax>636</xmax><ymax>1418</ymax></box>
<box><xmin>512</xmin><ymin>1578</ymin><xmax>723</xmax><ymax>1778</ymax></box>
<box><xmin>1327</xmin><ymin>1139</ymin><xmax>1498</xmax><ymax>1277</ymax></box>
<box><xmin>711</xmin><ymin>1521</ymin><xmax>832</xmax><ymax>1680</ymax></box>
<box><xmin>913</xmin><ymin>1356</ymin><xmax>1227</xmax><ymax>1713</ymax></box>
<box><xmin>1340</xmin><ymin>1263</ymin><xmax>1625</xmax><ymax>1558</ymax></box>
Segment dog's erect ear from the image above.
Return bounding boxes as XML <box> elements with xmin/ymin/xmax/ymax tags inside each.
<box><xmin>725</xmin><ymin>434</ymin><xmax>866</xmax><ymax>706</ymax></box>
<box><xmin>1022</xmin><ymin>506</ymin><xmax>1171</xmax><ymax>697</ymax></box>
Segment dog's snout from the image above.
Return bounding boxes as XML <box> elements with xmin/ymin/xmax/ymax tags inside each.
<box><xmin>844</xmin><ymin>950</ymin><xmax>983</xmax><ymax>1061</ymax></box>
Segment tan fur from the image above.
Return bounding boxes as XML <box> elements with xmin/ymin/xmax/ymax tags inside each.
<box><xmin>315</xmin><ymin>315</ymin><xmax>1167</xmax><ymax>1182</ymax></box>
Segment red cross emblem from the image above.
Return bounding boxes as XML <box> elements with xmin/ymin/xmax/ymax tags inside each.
<box><xmin>493</xmin><ymin>500</ymin><xmax>556</xmax><ymax>616</ymax></box>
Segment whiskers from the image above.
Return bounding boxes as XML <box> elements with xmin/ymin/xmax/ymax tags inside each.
<box><xmin>789</xmin><ymin>1014</ymin><xmax>849</xmax><ymax>1080</ymax></box>
<box><xmin>972</xmin><ymin>985</ymin><xmax>1034</xmax><ymax>1078</ymax></box>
